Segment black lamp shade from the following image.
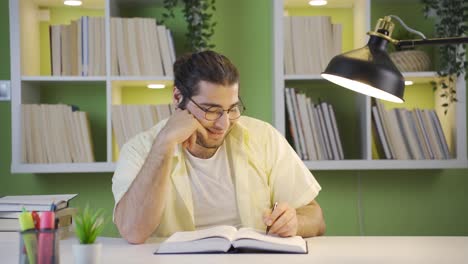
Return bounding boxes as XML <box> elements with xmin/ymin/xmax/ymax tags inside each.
<box><xmin>321</xmin><ymin>35</ymin><xmax>405</xmax><ymax>103</ymax></box>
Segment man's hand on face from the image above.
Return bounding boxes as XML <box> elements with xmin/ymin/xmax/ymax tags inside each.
<box><xmin>159</xmin><ymin>108</ymin><xmax>208</xmax><ymax>149</ymax></box>
<box><xmin>263</xmin><ymin>202</ymin><xmax>298</xmax><ymax>237</ymax></box>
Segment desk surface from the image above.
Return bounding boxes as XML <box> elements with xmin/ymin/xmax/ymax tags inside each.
<box><xmin>1</xmin><ymin>232</ymin><xmax>467</xmax><ymax>264</ymax></box>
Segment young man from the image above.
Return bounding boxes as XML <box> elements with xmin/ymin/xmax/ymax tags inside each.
<box><xmin>112</xmin><ymin>51</ymin><xmax>325</xmax><ymax>244</ymax></box>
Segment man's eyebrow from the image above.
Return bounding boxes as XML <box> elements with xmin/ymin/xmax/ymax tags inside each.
<box><xmin>200</xmin><ymin>101</ymin><xmax>240</xmax><ymax>108</ymax></box>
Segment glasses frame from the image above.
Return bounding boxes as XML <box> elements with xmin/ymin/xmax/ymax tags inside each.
<box><xmin>188</xmin><ymin>97</ymin><xmax>246</xmax><ymax>121</ymax></box>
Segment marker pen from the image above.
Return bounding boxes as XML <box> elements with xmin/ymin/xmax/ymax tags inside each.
<box><xmin>19</xmin><ymin>207</ymin><xmax>37</xmax><ymax>264</ymax></box>
<box><xmin>37</xmin><ymin>211</ymin><xmax>56</xmax><ymax>264</ymax></box>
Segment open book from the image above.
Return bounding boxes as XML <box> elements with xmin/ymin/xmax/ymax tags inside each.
<box><xmin>155</xmin><ymin>225</ymin><xmax>308</xmax><ymax>254</ymax></box>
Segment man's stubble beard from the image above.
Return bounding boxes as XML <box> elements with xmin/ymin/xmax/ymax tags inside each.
<box><xmin>195</xmin><ymin>124</ymin><xmax>235</xmax><ymax>149</ymax></box>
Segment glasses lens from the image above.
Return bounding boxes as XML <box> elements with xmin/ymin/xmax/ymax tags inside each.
<box><xmin>228</xmin><ymin>106</ymin><xmax>241</xmax><ymax>119</ymax></box>
<box><xmin>203</xmin><ymin>104</ymin><xmax>244</xmax><ymax>121</ymax></box>
<box><xmin>205</xmin><ymin>108</ymin><xmax>224</xmax><ymax>121</ymax></box>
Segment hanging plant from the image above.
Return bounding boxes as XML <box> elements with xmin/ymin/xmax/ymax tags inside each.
<box><xmin>162</xmin><ymin>0</ymin><xmax>217</xmax><ymax>52</ymax></box>
<box><xmin>421</xmin><ymin>0</ymin><xmax>468</xmax><ymax>114</ymax></box>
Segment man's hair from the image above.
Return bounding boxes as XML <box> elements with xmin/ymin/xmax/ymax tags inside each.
<box><xmin>173</xmin><ymin>50</ymin><xmax>239</xmax><ymax>109</ymax></box>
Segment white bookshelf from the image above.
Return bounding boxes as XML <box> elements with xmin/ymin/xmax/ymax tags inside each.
<box><xmin>9</xmin><ymin>0</ymin><xmax>174</xmax><ymax>173</ymax></box>
<box><xmin>273</xmin><ymin>0</ymin><xmax>467</xmax><ymax>170</ymax></box>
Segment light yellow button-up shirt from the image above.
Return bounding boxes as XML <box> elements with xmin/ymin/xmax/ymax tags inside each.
<box><xmin>112</xmin><ymin>116</ymin><xmax>321</xmax><ymax>237</ymax></box>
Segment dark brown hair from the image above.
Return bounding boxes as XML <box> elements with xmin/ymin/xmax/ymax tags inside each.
<box><xmin>173</xmin><ymin>50</ymin><xmax>239</xmax><ymax>108</ymax></box>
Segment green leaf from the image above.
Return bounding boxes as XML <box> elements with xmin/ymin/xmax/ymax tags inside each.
<box><xmin>74</xmin><ymin>204</ymin><xmax>107</xmax><ymax>244</ymax></box>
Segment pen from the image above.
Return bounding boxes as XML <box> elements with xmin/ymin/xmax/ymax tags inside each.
<box><xmin>265</xmin><ymin>202</ymin><xmax>278</xmax><ymax>235</ymax></box>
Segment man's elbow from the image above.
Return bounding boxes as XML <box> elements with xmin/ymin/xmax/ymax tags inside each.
<box><xmin>123</xmin><ymin>232</ymin><xmax>147</xmax><ymax>244</ymax></box>
<box><xmin>114</xmin><ymin>212</ymin><xmax>148</xmax><ymax>244</ymax></box>
<box><xmin>317</xmin><ymin>218</ymin><xmax>326</xmax><ymax>236</ymax></box>
<box><xmin>116</xmin><ymin>220</ymin><xmax>148</xmax><ymax>244</ymax></box>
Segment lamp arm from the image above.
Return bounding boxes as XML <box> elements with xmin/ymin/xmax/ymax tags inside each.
<box><xmin>395</xmin><ymin>37</ymin><xmax>468</xmax><ymax>49</ymax></box>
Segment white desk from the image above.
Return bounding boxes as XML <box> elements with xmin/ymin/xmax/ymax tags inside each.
<box><xmin>1</xmin><ymin>232</ymin><xmax>467</xmax><ymax>264</ymax></box>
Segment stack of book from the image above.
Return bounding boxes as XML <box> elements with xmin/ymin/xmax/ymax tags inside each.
<box><xmin>372</xmin><ymin>100</ymin><xmax>451</xmax><ymax>160</ymax></box>
<box><xmin>0</xmin><ymin>194</ymin><xmax>77</xmax><ymax>239</ymax></box>
<box><xmin>111</xmin><ymin>18</ymin><xmax>176</xmax><ymax>76</ymax></box>
<box><xmin>285</xmin><ymin>88</ymin><xmax>344</xmax><ymax>161</ymax></box>
<box><xmin>284</xmin><ymin>16</ymin><xmax>342</xmax><ymax>75</ymax></box>
<box><xmin>50</xmin><ymin>16</ymin><xmax>106</xmax><ymax>76</ymax></box>
<box><xmin>112</xmin><ymin>104</ymin><xmax>175</xmax><ymax>148</ymax></box>
<box><xmin>21</xmin><ymin>104</ymin><xmax>94</xmax><ymax>164</ymax></box>
<box><xmin>50</xmin><ymin>16</ymin><xmax>176</xmax><ymax>77</ymax></box>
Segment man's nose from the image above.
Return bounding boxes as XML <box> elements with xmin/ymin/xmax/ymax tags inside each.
<box><xmin>214</xmin><ymin>111</ymin><xmax>229</xmax><ymax>129</ymax></box>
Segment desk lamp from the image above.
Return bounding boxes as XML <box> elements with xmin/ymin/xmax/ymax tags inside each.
<box><xmin>321</xmin><ymin>15</ymin><xmax>468</xmax><ymax>103</ymax></box>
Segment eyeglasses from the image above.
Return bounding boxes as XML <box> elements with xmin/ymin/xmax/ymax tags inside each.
<box><xmin>188</xmin><ymin>97</ymin><xmax>246</xmax><ymax>121</ymax></box>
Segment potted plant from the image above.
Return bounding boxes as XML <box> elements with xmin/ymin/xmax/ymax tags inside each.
<box><xmin>72</xmin><ymin>205</ymin><xmax>107</xmax><ymax>264</ymax></box>
<box><xmin>421</xmin><ymin>0</ymin><xmax>468</xmax><ymax>114</ymax></box>
<box><xmin>161</xmin><ymin>0</ymin><xmax>217</xmax><ymax>52</ymax></box>
<box><xmin>388</xmin><ymin>28</ymin><xmax>432</xmax><ymax>72</ymax></box>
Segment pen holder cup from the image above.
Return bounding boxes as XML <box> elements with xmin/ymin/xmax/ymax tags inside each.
<box><xmin>19</xmin><ymin>229</ymin><xmax>60</xmax><ymax>264</ymax></box>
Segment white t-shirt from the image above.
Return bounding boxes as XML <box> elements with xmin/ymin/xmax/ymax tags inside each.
<box><xmin>184</xmin><ymin>144</ymin><xmax>242</xmax><ymax>229</ymax></box>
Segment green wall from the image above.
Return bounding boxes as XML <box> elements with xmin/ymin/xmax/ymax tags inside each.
<box><xmin>0</xmin><ymin>0</ymin><xmax>467</xmax><ymax>238</ymax></box>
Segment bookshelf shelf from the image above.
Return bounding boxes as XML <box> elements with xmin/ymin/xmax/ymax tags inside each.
<box><xmin>285</xmin><ymin>74</ymin><xmax>323</xmax><ymax>80</ymax></box>
<box><xmin>285</xmin><ymin>72</ymin><xmax>439</xmax><ymax>82</ymax></box>
<box><xmin>302</xmin><ymin>159</ymin><xmax>468</xmax><ymax>170</ymax></box>
<box><xmin>21</xmin><ymin>76</ymin><xmax>107</xmax><ymax>82</ymax></box>
<box><xmin>12</xmin><ymin>162</ymin><xmax>116</xmax><ymax>174</ymax></box>
<box><xmin>273</xmin><ymin>0</ymin><xmax>467</xmax><ymax>170</ymax></box>
<box><xmin>110</xmin><ymin>76</ymin><xmax>174</xmax><ymax>81</ymax></box>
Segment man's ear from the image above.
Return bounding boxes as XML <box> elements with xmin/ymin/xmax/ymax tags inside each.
<box><xmin>173</xmin><ymin>87</ymin><xmax>184</xmax><ymax>109</ymax></box>
<box><xmin>173</xmin><ymin>86</ymin><xmax>182</xmax><ymax>104</ymax></box>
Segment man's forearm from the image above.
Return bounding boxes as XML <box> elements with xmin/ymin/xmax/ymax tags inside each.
<box><xmin>114</xmin><ymin>137</ymin><xmax>175</xmax><ymax>244</ymax></box>
<box><xmin>296</xmin><ymin>200</ymin><xmax>326</xmax><ymax>237</ymax></box>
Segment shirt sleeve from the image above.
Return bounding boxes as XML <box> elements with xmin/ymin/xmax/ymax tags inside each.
<box><xmin>265</xmin><ymin>124</ymin><xmax>321</xmax><ymax>209</ymax></box>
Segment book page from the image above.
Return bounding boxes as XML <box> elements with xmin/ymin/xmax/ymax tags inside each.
<box><xmin>156</xmin><ymin>226</ymin><xmax>238</xmax><ymax>254</ymax></box>
<box><xmin>164</xmin><ymin>225</ymin><xmax>238</xmax><ymax>243</ymax></box>
<box><xmin>232</xmin><ymin>228</ymin><xmax>307</xmax><ymax>253</ymax></box>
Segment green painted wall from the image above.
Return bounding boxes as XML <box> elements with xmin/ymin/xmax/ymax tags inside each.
<box><xmin>0</xmin><ymin>0</ymin><xmax>467</xmax><ymax>238</ymax></box>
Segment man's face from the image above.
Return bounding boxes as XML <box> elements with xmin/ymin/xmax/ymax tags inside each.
<box><xmin>186</xmin><ymin>80</ymin><xmax>240</xmax><ymax>149</ymax></box>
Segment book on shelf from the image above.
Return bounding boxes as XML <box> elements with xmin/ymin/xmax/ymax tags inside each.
<box><xmin>50</xmin><ymin>16</ymin><xmax>175</xmax><ymax>77</ymax></box>
<box><xmin>50</xmin><ymin>16</ymin><xmax>105</xmax><ymax>76</ymax></box>
<box><xmin>22</xmin><ymin>104</ymin><xmax>94</xmax><ymax>163</ymax></box>
<box><xmin>155</xmin><ymin>225</ymin><xmax>308</xmax><ymax>254</ymax></box>
<box><xmin>297</xmin><ymin>94</ymin><xmax>317</xmax><ymax>160</ymax></box>
<box><xmin>284</xmin><ymin>88</ymin><xmax>344</xmax><ymax>160</ymax></box>
<box><xmin>112</xmin><ymin>104</ymin><xmax>173</xmax><ymax>148</ymax></box>
<box><xmin>0</xmin><ymin>194</ymin><xmax>77</xmax><ymax>212</ymax></box>
<box><xmin>371</xmin><ymin>105</ymin><xmax>392</xmax><ymax>159</ymax></box>
<box><xmin>328</xmin><ymin>104</ymin><xmax>344</xmax><ymax>160</ymax></box>
<box><xmin>372</xmin><ymin>100</ymin><xmax>451</xmax><ymax>160</ymax></box>
<box><xmin>315</xmin><ymin>104</ymin><xmax>333</xmax><ymax>160</ymax></box>
<box><xmin>308</xmin><ymin>99</ymin><xmax>326</xmax><ymax>160</ymax></box>
<box><xmin>284</xmin><ymin>16</ymin><xmax>342</xmax><ymax>75</ymax></box>
<box><xmin>284</xmin><ymin>88</ymin><xmax>303</xmax><ymax>158</ymax></box>
<box><xmin>291</xmin><ymin>89</ymin><xmax>309</xmax><ymax>160</ymax></box>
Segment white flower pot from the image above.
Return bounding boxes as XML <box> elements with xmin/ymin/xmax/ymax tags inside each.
<box><xmin>72</xmin><ymin>243</ymin><xmax>102</xmax><ymax>264</ymax></box>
